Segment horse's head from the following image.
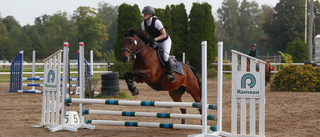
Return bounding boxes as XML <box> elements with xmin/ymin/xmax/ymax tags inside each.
<box><xmin>121</xmin><ymin>29</ymin><xmax>138</xmax><ymax>62</ymax></box>
<box><xmin>121</xmin><ymin>29</ymin><xmax>149</xmax><ymax>62</ymax></box>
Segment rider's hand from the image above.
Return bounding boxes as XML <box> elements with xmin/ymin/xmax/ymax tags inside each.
<box><xmin>151</xmin><ymin>39</ymin><xmax>155</xmax><ymax>44</ymax></box>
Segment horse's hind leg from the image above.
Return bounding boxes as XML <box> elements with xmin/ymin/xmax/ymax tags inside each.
<box><xmin>185</xmin><ymin>84</ymin><xmax>202</xmax><ymax>120</ymax></box>
<box><xmin>169</xmin><ymin>86</ymin><xmax>186</xmax><ymax>124</ymax></box>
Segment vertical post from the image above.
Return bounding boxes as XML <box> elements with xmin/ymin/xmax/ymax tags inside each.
<box><xmin>32</xmin><ymin>50</ymin><xmax>36</xmax><ymax>90</ymax></box>
<box><xmin>231</xmin><ymin>52</ymin><xmax>237</xmax><ymax>135</ymax></box>
<box><xmin>305</xmin><ymin>0</ymin><xmax>308</xmax><ymax>43</ymax></box>
<box><xmin>90</xmin><ymin>50</ymin><xmax>93</xmax><ymax>77</ymax></box>
<box><xmin>78</xmin><ymin>42</ymin><xmax>95</xmax><ymax>130</ymax></box>
<box><xmin>308</xmin><ymin>0</ymin><xmax>314</xmax><ymax>63</ymax></box>
<box><xmin>182</xmin><ymin>52</ymin><xmax>185</xmax><ymax>63</ymax></box>
<box><xmin>79</xmin><ymin>42</ymin><xmax>85</xmax><ymax>126</ymax></box>
<box><xmin>201</xmin><ymin>41</ymin><xmax>207</xmax><ymax>134</ymax></box>
<box><xmin>217</xmin><ymin>42</ymin><xmax>223</xmax><ymax>132</ymax></box>
<box><xmin>60</xmin><ymin>42</ymin><xmax>69</xmax><ymax>126</ymax></box>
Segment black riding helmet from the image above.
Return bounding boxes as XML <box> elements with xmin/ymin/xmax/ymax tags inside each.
<box><xmin>252</xmin><ymin>43</ymin><xmax>257</xmax><ymax>47</ymax></box>
<box><xmin>142</xmin><ymin>6</ymin><xmax>155</xmax><ymax>15</ymax></box>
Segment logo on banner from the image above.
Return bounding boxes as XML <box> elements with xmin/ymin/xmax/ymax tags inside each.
<box><xmin>241</xmin><ymin>73</ymin><xmax>256</xmax><ymax>88</ymax></box>
<box><xmin>236</xmin><ymin>72</ymin><xmax>260</xmax><ymax>98</ymax></box>
<box><xmin>45</xmin><ymin>69</ymin><xmax>58</xmax><ymax>91</ymax></box>
<box><xmin>47</xmin><ymin>70</ymin><xmax>55</xmax><ymax>83</ymax></box>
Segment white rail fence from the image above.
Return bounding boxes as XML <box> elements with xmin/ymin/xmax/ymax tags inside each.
<box><xmin>0</xmin><ymin>62</ymin><xmax>114</xmax><ymax>75</ymax></box>
<box><xmin>211</xmin><ymin>62</ymin><xmax>320</xmax><ymax>74</ymax></box>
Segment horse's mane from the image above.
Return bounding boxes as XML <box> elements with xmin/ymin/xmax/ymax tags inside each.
<box><xmin>123</xmin><ymin>28</ymin><xmax>151</xmax><ymax>44</ymax></box>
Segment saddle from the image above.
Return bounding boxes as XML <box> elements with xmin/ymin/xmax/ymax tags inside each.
<box><xmin>156</xmin><ymin>48</ymin><xmax>184</xmax><ymax>75</ymax></box>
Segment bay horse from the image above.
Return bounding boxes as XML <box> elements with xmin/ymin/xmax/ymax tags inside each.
<box><xmin>247</xmin><ymin>60</ymin><xmax>271</xmax><ymax>85</ymax></box>
<box><xmin>121</xmin><ymin>29</ymin><xmax>201</xmax><ymax>124</ymax></box>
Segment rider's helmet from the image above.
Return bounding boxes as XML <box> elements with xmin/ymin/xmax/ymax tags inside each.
<box><xmin>252</xmin><ymin>43</ymin><xmax>257</xmax><ymax>47</ymax></box>
<box><xmin>142</xmin><ymin>6</ymin><xmax>155</xmax><ymax>15</ymax></box>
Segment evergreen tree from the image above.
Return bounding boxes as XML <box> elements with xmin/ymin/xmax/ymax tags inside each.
<box><xmin>115</xmin><ymin>3</ymin><xmax>141</xmax><ymax>60</ymax></box>
<box><xmin>170</xmin><ymin>3</ymin><xmax>188</xmax><ymax>61</ymax></box>
<box><xmin>187</xmin><ymin>2</ymin><xmax>216</xmax><ymax>72</ymax></box>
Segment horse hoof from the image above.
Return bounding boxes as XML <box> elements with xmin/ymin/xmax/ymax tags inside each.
<box><xmin>181</xmin><ymin>119</ymin><xmax>185</xmax><ymax>124</ymax></box>
<box><xmin>131</xmin><ymin>88</ymin><xmax>139</xmax><ymax>96</ymax></box>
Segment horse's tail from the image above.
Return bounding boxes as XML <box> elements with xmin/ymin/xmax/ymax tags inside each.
<box><xmin>267</xmin><ymin>61</ymin><xmax>271</xmax><ymax>84</ymax></box>
<box><xmin>190</xmin><ymin>67</ymin><xmax>202</xmax><ymax>101</ymax></box>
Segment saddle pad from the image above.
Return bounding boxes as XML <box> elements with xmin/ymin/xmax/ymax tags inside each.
<box><xmin>157</xmin><ymin>49</ymin><xmax>184</xmax><ymax>75</ymax></box>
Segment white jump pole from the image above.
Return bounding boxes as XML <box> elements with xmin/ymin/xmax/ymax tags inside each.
<box><xmin>189</xmin><ymin>41</ymin><xmax>231</xmax><ymax>137</ymax></box>
<box><xmin>31</xmin><ymin>50</ymin><xmax>36</xmax><ymax>91</ymax></box>
<box><xmin>90</xmin><ymin>50</ymin><xmax>93</xmax><ymax>77</ymax></box>
<box><xmin>201</xmin><ymin>41</ymin><xmax>208</xmax><ymax>134</ymax></box>
<box><xmin>78</xmin><ymin>42</ymin><xmax>95</xmax><ymax>130</ymax></box>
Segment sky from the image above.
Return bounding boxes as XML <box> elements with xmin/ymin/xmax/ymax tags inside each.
<box><xmin>0</xmin><ymin>0</ymin><xmax>279</xmax><ymax>26</ymax></box>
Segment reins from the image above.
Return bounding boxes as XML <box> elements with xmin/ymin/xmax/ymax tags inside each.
<box><xmin>122</xmin><ymin>34</ymin><xmax>151</xmax><ymax>59</ymax></box>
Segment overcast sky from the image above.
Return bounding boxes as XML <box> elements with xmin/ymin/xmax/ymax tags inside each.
<box><xmin>0</xmin><ymin>0</ymin><xmax>279</xmax><ymax>26</ymax></box>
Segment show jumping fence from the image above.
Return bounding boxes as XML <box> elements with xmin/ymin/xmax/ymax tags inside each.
<box><xmin>9</xmin><ymin>49</ymin><xmax>92</xmax><ymax>94</ymax></box>
<box><xmin>34</xmin><ymin>41</ymin><xmax>265</xmax><ymax>137</ymax></box>
<box><xmin>231</xmin><ymin>50</ymin><xmax>266</xmax><ymax>137</ymax></box>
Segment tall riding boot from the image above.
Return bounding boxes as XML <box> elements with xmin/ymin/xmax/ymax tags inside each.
<box><xmin>165</xmin><ymin>58</ymin><xmax>175</xmax><ymax>83</ymax></box>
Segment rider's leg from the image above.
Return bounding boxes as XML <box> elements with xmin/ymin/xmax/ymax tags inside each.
<box><xmin>161</xmin><ymin>37</ymin><xmax>175</xmax><ymax>82</ymax></box>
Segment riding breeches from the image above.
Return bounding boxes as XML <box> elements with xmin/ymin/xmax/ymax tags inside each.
<box><xmin>152</xmin><ymin>36</ymin><xmax>172</xmax><ymax>62</ymax></box>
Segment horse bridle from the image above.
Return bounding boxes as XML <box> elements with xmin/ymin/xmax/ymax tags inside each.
<box><xmin>122</xmin><ymin>35</ymin><xmax>150</xmax><ymax>58</ymax></box>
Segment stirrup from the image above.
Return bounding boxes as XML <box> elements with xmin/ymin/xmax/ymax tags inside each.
<box><xmin>167</xmin><ymin>75</ymin><xmax>175</xmax><ymax>83</ymax></box>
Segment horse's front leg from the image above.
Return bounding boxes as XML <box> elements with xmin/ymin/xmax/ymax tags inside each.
<box><xmin>125</xmin><ymin>70</ymin><xmax>152</xmax><ymax>96</ymax></box>
<box><xmin>124</xmin><ymin>72</ymin><xmax>139</xmax><ymax>96</ymax></box>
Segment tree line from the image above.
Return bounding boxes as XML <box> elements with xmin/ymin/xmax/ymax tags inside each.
<box><xmin>0</xmin><ymin>0</ymin><xmax>320</xmax><ymax>71</ymax></box>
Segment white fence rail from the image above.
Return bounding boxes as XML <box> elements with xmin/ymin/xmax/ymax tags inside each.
<box><xmin>211</xmin><ymin>62</ymin><xmax>320</xmax><ymax>74</ymax></box>
<box><xmin>0</xmin><ymin>62</ymin><xmax>114</xmax><ymax>75</ymax></box>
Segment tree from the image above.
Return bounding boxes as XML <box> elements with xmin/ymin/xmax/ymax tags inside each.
<box><xmin>43</xmin><ymin>12</ymin><xmax>76</xmax><ymax>58</ymax></box>
<box><xmin>238</xmin><ymin>0</ymin><xmax>262</xmax><ymax>51</ymax></box>
<box><xmin>217</xmin><ymin>0</ymin><xmax>240</xmax><ymax>52</ymax></box>
<box><xmin>98</xmin><ymin>2</ymin><xmax>118</xmax><ymax>56</ymax></box>
<box><xmin>73</xmin><ymin>6</ymin><xmax>108</xmax><ymax>59</ymax></box>
<box><xmin>217</xmin><ymin>0</ymin><xmax>267</xmax><ymax>54</ymax></box>
<box><xmin>114</xmin><ymin>4</ymin><xmax>141</xmax><ymax>60</ymax></box>
<box><xmin>187</xmin><ymin>2</ymin><xmax>216</xmax><ymax>72</ymax></box>
<box><xmin>170</xmin><ymin>3</ymin><xmax>188</xmax><ymax>61</ymax></box>
<box><xmin>0</xmin><ymin>23</ymin><xmax>10</xmax><ymax>61</ymax></box>
<box><xmin>286</xmin><ymin>40</ymin><xmax>308</xmax><ymax>63</ymax></box>
<box><xmin>259</xmin><ymin>4</ymin><xmax>275</xmax><ymax>52</ymax></box>
<box><xmin>263</xmin><ymin>0</ymin><xmax>305</xmax><ymax>53</ymax></box>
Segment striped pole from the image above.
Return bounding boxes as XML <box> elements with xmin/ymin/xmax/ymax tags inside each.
<box><xmin>86</xmin><ymin>120</ymin><xmax>217</xmax><ymax>131</ymax></box>
<box><xmin>22</xmin><ymin>77</ymin><xmax>44</xmax><ymax>81</ymax></box>
<box><xmin>66</xmin><ymin>98</ymin><xmax>217</xmax><ymax>110</ymax></box>
<box><xmin>83</xmin><ymin>110</ymin><xmax>216</xmax><ymax>121</ymax></box>
<box><xmin>18</xmin><ymin>90</ymin><xmax>43</xmax><ymax>93</ymax></box>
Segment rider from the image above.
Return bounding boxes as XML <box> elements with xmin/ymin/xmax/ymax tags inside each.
<box><xmin>141</xmin><ymin>6</ymin><xmax>175</xmax><ymax>83</ymax></box>
<box><xmin>248</xmin><ymin>43</ymin><xmax>258</xmax><ymax>58</ymax></box>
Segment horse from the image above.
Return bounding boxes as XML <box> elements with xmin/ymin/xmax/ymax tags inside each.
<box><xmin>121</xmin><ymin>29</ymin><xmax>201</xmax><ymax>124</ymax></box>
<box><xmin>246</xmin><ymin>59</ymin><xmax>271</xmax><ymax>85</ymax></box>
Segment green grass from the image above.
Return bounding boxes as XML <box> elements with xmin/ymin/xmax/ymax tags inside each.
<box><xmin>211</xmin><ymin>73</ymin><xmax>232</xmax><ymax>81</ymax></box>
<box><xmin>94</xmin><ymin>91</ymin><xmax>133</xmax><ymax>99</ymax></box>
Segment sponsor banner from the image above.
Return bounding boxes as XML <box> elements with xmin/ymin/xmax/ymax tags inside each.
<box><xmin>236</xmin><ymin>72</ymin><xmax>260</xmax><ymax>98</ymax></box>
<box><xmin>44</xmin><ymin>69</ymin><xmax>58</xmax><ymax>91</ymax></box>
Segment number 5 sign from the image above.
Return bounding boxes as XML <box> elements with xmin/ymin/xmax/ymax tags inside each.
<box><xmin>65</xmin><ymin>111</ymin><xmax>79</xmax><ymax>125</ymax></box>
